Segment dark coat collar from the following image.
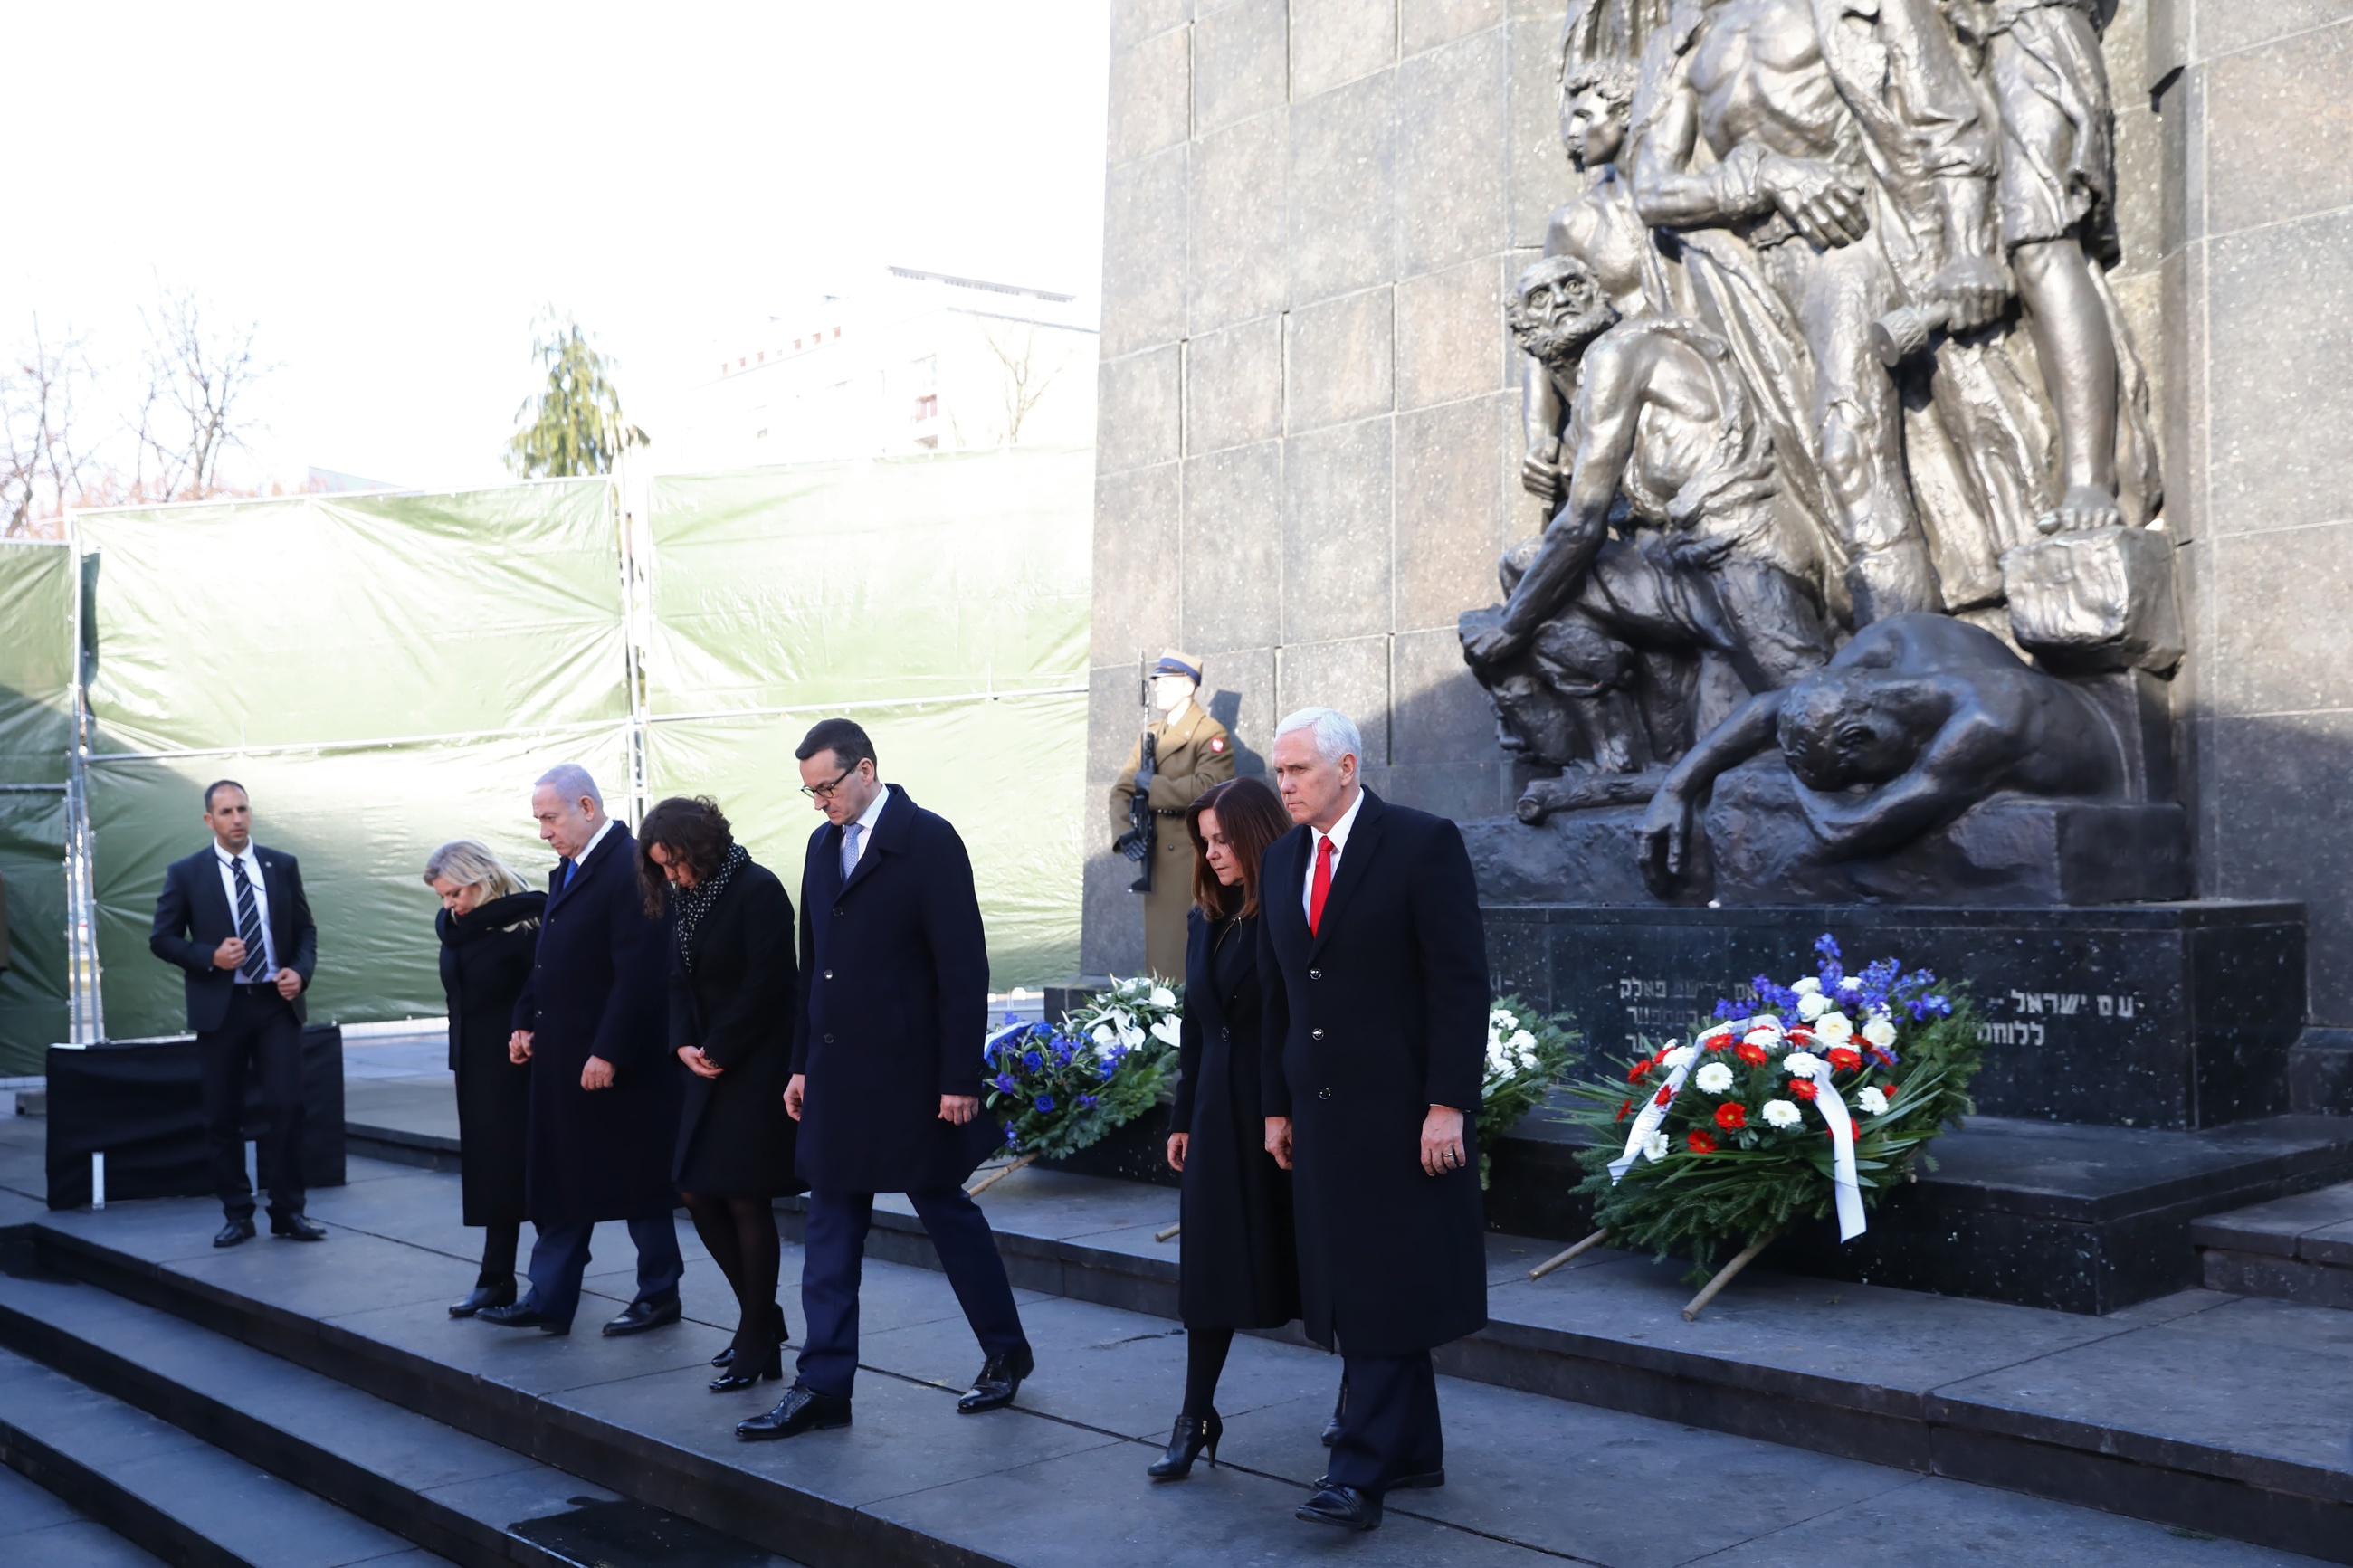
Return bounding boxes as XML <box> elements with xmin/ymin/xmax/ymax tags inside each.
<box><xmin>831</xmin><ymin>783</ymin><xmax>914</xmax><ymax>899</ymax></box>
<box><xmin>550</xmin><ymin>821</ymin><xmax>629</xmax><ymax>911</ymax></box>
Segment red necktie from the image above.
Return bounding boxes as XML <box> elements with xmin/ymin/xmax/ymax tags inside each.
<box><xmin>1309</xmin><ymin>835</ymin><xmax>1334</xmax><ymax>936</ymax></box>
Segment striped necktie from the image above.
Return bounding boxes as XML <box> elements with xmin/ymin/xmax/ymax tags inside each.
<box><xmin>230</xmin><ymin>855</ymin><xmax>270</xmax><ymax>982</ymax></box>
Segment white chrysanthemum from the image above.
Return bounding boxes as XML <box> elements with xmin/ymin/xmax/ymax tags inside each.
<box><xmin>1642</xmin><ymin>1130</ymin><xmax>1671</xmax><ymax>1163</ymax></box>
<box><xmin>1782</xmin><ymin>1050</ymin><xmax>1825</xmax><ymax>1076</ymax></box>
<box><xmin>1149</xmin><ymin>984</ymin><xmax>1177</xmax><ymax>1010</ymax></box>
<box><xmin>1814</xmin><ymin>1012</ymin><xmax>1854</xmax><ymax>1044</ymax></box>
<box><xmin>1491</xmin><ymin>1007</ymin><xmax>1519</xmax><ymax>1029</ymax></box>
<box><xmin>1761</xmin><ymin>1099</ymin><xmax>1803</xmax><ymax>1129</ymax></box>
<box><xmin>1662</xmin><ymin>1046</ymin><xmax>1696</xmax><ymax>1070</ymax></box>
<box><xmin>1519</xmin><ymin>1048</ymin><xmax>1539</xmax><ymax>1070</ymax></box>
<box><xmin>1693</xmin><ymin>1061</ymin><xmax>1734</xmax><ymax>1094</ymax></box>
<box><xmin>1857</xmin><ymin>1087</ymin><xmax>1889</xmax><ymax>1116</ymax></box>
<box><xmin>1509</xmin><ymin>1029</ymin><xmax>1537</xmax><ymax>1053</ymax></box>
<box><xmin>1796</xmin><ymin>991</ymin><xmax>1831</xmax><ymax>1021</ymax></box>
<box><xmin>1862</xmin><ymin>1016</ymin><xmax>1897</xmax><ymax>1048</ymax></box>
<box><xmin>1838</xmin><ymin>975</ymin><xmax>1862</xmax><ymax>993</ymax></box>
<box><xmin>1792</xmin><ymin>976</ymin><xmax>1822</xmax><ymax>996</ymax></box>
<box><xmin>1150</xmin><ymin>1016</ymin><xmax>1182</xmax><ymax>1048</ymax></box>
<box><xmin>1743</xmin><ymin>1028</ymin><xmax>1780</xmax><ymax>1050</ymax></box>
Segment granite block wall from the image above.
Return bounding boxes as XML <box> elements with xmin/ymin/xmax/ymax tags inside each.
<box><xmin>1084</xmin><ymin>0</ymin><xmax>2353</xmax><ymax>1028</ymax></box>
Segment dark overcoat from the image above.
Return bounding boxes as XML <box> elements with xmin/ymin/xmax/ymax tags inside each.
<box><xmin>671</xmin><ymin>860</ymin><xmax>804</xmax><ymax>1198</ymax></box>
<box><xmin>1173</xmin><ymin>906</ymin><xmax>1299</xmax><ymax>1330</ymax></box>
<box><xmin>793</xmin><ymin>785</ymin><xmax>996</xmax><ymax>1193</ymax></box>
<box><xmin>149</xmin><ymin>844</ymin><xmax>318</xmax><ymax>1031</ymax></box>
<box><xmin>510</xmin><ymin>825</ymin><xmax>681</xmax><ymax>1227</ymax></box>
<box><xmin>1258</xmin><ymin>789</ymin><xmax>1490</xmax><ymax>1358</ymax></box>
<box><xmin>436</xmin><ymin>889</ymin><xmax>543</xmax><ymax>1228</ymax></box>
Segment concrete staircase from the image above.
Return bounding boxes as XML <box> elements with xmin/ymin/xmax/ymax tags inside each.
<box><xmin>2195</xmin><ymin>1181</ymin><xmax>2353</xmax><ymax>1309</ymax></box>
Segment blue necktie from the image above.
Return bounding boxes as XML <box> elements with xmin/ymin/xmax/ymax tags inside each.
<box><xmin>231</xmin><ymin>856</ymin><xmax>269</xmax><ymax>982</ymax></box>
<box><xmin>841</xmin><ymin>822</ymin><xmax>862</xmax><ymax>880</ymax></box>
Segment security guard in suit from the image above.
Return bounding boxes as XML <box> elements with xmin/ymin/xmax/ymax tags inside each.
<box><xmin>1110</xmin><ymin>651</ymin><xmax>1235</xmax><ymax>980</ymax></box>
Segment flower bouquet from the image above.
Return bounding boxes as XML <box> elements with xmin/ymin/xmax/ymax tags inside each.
<box><xmin>967</xmin><ymin>980</ymin><xmax>1181</xmax><ymax>1196</ymax></box>
<box><xmin>1558</xmin><ymin>935</ymin><xmax>1980</xmax><ymax>1318</ymax></box>
<box><xmin>1475</xmin><ymin>998</ymin><xmax>1578</xmax><ymax>1189</ymax></box>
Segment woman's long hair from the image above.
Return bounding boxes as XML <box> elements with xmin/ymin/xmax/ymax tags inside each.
<box><xmin>637</xmin><ymin>795</ymin><xmax>734</xmax><ymax>917</ymax></box>
<box><xmin>1186</xmin><ymin>775</ymin><xmax>1290</xmax><ymax>920</ymax></box>
<box><xmin>421</xmin><ymin>840</ymin><xmax>528</xmax><ymax>901</ymax></box>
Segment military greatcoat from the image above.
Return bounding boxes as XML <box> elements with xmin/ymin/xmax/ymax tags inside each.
<box><xmin>1108</xmin><ymin>699</ymin><xmax>1234</xmax><ymax>979</ymax></box>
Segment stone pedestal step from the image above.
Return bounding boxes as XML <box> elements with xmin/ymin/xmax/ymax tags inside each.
<box><xmin>2194</xmin><ymin>1182</ymin><xmax>2353</xmax><ymax>1309</ymax></box>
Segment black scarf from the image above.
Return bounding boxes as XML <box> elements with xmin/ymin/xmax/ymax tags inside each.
<box><xmin>673</xmin><ymin>844</ymin><xmax>748</xmax><ymax>971</ymax></box>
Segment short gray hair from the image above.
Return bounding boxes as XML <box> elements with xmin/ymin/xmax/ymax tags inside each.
<box><xmin>1273</xmin><ymin>706</ymin><xmax>1362</xmax><ymax>765</ymax></box>
<box><xmin>535</xmin><ymin>763</ymin><xmax>603</xmax><ymax>808</ymax></box>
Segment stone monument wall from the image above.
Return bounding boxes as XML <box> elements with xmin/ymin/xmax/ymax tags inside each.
<box><xmin>1081</xmin><ymin>0</ymin><xmax>2353</xmax><ymax>1031</ymax></box>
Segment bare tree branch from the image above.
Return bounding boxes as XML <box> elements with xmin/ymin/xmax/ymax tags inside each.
<box><xmin>977</xmin><ymin>320</ymin><xmax>1063</xmax><ymax>446</ymax></box>
<box><xmin>2</xmin><ymin>317</ymin><xmax>92</xmax><ymax>537</ymax></box>
<box><xmin>137</xmin><ymin>288</ymin><xmax>270</xmax><ymax>500</ymax></box>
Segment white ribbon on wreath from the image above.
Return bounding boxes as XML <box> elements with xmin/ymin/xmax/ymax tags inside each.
<box><xmin>1607</xmin><ymin>1047</ymin><xmax>1694</xmax><ymax>1183</ymax></box>
<box><xmin>1793</xmin><ymin>1055</ymin><xmax>1867</xmax><ymax>1241</ymax></box>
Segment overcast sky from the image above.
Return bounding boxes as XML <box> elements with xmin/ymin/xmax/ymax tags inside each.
<box><xmin>3</xmin><ymin>1</ymin><xmax>1111</xmax><ymax>493</ymax></box>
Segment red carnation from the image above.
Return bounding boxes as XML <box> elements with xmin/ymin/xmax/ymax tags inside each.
<box><xmin>1736</xmin><ymin>1041</ymin><xmax>1769</xmax><ymax>1065</ymax></box>
<box><xmin>1827</xmin><ymin>1047</ymin><xmax>1862</xmax><ymax>1072</ymax></box>
<box><xmin>1714</xmin><ymin>1102</ymin><xmax>1747</xmax><ymax>1131</ymax></box>
<box><xmin>1653</xmin><ymin>1085</ymin><xmax>1673</xmax><ymax>1107</ymax></box>
<box><xmin>1685</xmin><ymin>1129</ymin><xmax>1719</xmax><ymax>1154</ymax></box>
<box><xmin>1615</xmin><ymin>1098</ymin><xmax>1632</xmax><ymax>1123</ymax></box>
<box><xmin>1790</xmin><ymin>1078</ymin><xmax>1819</xmax><ymax>1102</ymax></box>
<box><xmin>1627</xmin><ymin>1060</ymin><xmax>1653</xmax><ymax>1083</ymax></box>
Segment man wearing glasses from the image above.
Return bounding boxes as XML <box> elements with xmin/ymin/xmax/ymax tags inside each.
<box><xmin>737</xmin><ymin>717</ymin><xmax>1034</xmax><ymax>1441</ymax></box>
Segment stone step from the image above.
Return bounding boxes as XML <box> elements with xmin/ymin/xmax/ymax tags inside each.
<box><xmin>2194</xmin><ymin>1181</ymin><xmax>2353</xmax><ymax>1309</ymax></box>
<box><xmin>0</xmin><ymin>1459</ymin><xmax>171</xmax><ymax>1568</ymax></box>
<box><xmin>0</xmin><ymin>1247</ymin><xmax>798</xmax><ymax>1568</ymax></box>
<box><xmin>0</xmin><ymin>1343</ymin><xmax>455</xmax><ymax>1567</ymax></box>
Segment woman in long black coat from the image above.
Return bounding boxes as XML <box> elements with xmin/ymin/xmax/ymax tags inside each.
<box><xmin>1150</xmin><ymin>774</ymin><xmax>1302</xmax><ymax>1479</ymax></box>
<box><xmin>639</xmin><ymin>795</ymin><xmax>804</xmax><ymax>1392</ymax></box>
<box><xmin>424</xmin><ymin>841</ymin><xmax>546</xmax><ymax>1317</ymax></box>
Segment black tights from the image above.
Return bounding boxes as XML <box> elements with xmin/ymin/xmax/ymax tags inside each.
<box><xmin>477</xmin><ymin>1221</ymin><xmax>519</xmax><ymax>1287</ymax></box>
<box><xmin>1181</xmin><ymin>1326</ymin><xmax>1234</xmax><ymax>1418</ymax></box>
<box><xmin>682</xmin><ymin>1192</ymin><xmax>786</xmax><ymax>1354</ymax></box>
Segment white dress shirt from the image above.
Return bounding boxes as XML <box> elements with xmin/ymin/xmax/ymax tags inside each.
<box><xmin>841</xmin><ymin>783</ymin><xmax>891</xmax><ymax>876</ymax></box>
<box><xmin>214</xmin><ymin>841</ymin><xmax>278</xmax><ymax>975</ymax></box>
<box><xmin>1301</xmin><ymin>785</ymin><xmax>1367</xmax><ymax>920</ymax></box>
<box><xmin>569</xmin><ymin>816</ymin><xmax>617</xmax><ymax>883</ymax></box>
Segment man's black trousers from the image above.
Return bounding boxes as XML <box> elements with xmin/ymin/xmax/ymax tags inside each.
<box><xmin>198</xmin><ymin>984</ymin><xmax>306</xmax><ymax>1221</ymax></box>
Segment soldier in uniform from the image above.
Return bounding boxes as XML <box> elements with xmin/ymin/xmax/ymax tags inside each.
<box><xmin>1110</xmin><ymin>651</ymin><xmax>1234</xmax><ymax>980</ymax></box>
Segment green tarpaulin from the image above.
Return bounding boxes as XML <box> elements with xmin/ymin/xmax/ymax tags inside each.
<box><xmin>0</xmin><ymin>539</ymin><xmax>76</xmax><ymax>1070</ymax></box>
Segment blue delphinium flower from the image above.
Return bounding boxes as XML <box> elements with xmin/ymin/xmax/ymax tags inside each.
<box><xmin>1077</xmin><ymin>1094</ymin><xmax>1098</xmax><ymax>1109</ymax></box>
<box><xmin>993</xmin><ymin>1073</ymin><xmax>1017</xmax><ymax>1094</ymax></box>
<box><xmin>1034</xmin><ymin>1095</ymin><xmax>1055</xmax><ymax>1114</ymax></box>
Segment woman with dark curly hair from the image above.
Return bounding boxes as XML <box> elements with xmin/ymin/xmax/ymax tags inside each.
<box><xmin>639</xmin><ymin>795</ymin><xmax>804</xmax><ymax>1392</ymax></box>
<box><xmin>1149</xmin><ymin>774</ymin><xmax>1303</xmax><ymax>1479</ymax></box>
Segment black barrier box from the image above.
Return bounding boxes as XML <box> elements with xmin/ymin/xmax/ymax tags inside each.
<box><xmin>43</xmin><ymin>1025</ymin><xmax>347</xmax><ymax>1208</ymax></box>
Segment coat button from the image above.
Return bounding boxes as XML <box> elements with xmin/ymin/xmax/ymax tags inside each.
<box><xmin>824</xmin><ymin>1032</ymin><xmax>834</xmax><ymax>1043</ymax></box>
<box><xmin>833</xmin><ymin>907</ymin><xmax>843</xmax><ymax>917</ymax></box>
<box><xmin>1309</xmin><ymin>967</ymin><xmax>1321</xmax><ymax>981</ymax></box>
<box><xmin>1311</xmin><ymin>1028</ymin><xmax>1324</xmax><ymax>1041</ymax></box>
<box><xmin>1318</xmin><ymin>1088</ymin><xmax>1332</xmax><ymax>1100</ymax></box>
<box><xmin>824</xmin><ymin>970</ymin><xmax>834</xmax><ymax>980</ymax></box>
<box><xmin>1220</xmin><ymin>1026</ymin><xmax>1231</xmax><ymax>1041</ymax></box>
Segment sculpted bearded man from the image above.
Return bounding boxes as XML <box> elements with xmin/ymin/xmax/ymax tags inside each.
<box><xmin>1629</xmin><ymin>0</ymin><xmax>2012</xmax><ymax>622</ymax></box>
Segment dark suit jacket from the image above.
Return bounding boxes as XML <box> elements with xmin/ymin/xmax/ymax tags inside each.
<box><xmin>148</xmin><ymin>844</ymin><xmax>318</xmax><ymax>1032</ymax></box>
<box><xmin>1258</xmin><ymin>788</ymin><xmax>1489</xmax><ymax>1357</ymax></box>
<box><xmin>669</xmin><ymin>860</ymin><xmax>803</xmax><ymax>1197</ymax></box>
<box><xmin>793</xmin><ymin>784</ymin><xmax>995</xmax><ymax>1193</ymax></box>
<box><xmin>510</xmin><ymin>823</ymin><xmax>681</xmax><ymax>1226</ymax></box>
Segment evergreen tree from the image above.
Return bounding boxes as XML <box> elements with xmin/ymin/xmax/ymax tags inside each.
<box><xmin>505</xmin><ymin>315</ymin><xmax>647</xmax><ymax>478</ymax></box>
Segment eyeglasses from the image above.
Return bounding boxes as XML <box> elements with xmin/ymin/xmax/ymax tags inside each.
<box><xmin>800</xmin><ymin>764</ymin><xmax>856</xmax><ymax>800</ymax></box>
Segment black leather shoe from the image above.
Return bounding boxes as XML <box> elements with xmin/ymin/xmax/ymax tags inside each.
<box><xmin>710</xmin><ymin>1337</ymin><xmax>785</xmax><ymax>1392</ymax></box>
<box><xmin>449</xmin><ymin>1280</ymin><xmax>517</xmax><ymax>1318</ymax></box>
<box><xmin>214</xmin><ymin>1217</ymin><xmax>256</xmax><ymax>1248</ymax></box>
<box><xmin>1320</xmin><ymin>1377</ymin><xmax>1348</xmax><ymax>1447</ymax></box>
<box><xmin>1297</xmin><ymin>1483</ymin><xmax>1381</xmax><ymax>1531</ymax></box>
<box><xmin>478</xmin><ymin>1299</ymin><xmax>572</xmax><ymax>1335</ymax></box>
<box><xmin>957</xmin><ymin>1346</ymin><xmax>1034</xmax><ymax>1414</ymax></box>
<box><xmin>270</xmin><ymin>1213</ymin><xmax>328</xmax><ymax>1241</ymax></box>
<box><xmin>602</xmin><ymin>1293</ymin><xmax>681</xmax><ymax>1337</ymax></box>
<box><xmin>736</xmin><ymin>1383</ymin><xmax>852</xmax><ymax>1441</ymax></box>
<box><xmin>1147</xmin><ymin>1410</ymin><xmax>1222</xmax><ymax>1480</ymax></box>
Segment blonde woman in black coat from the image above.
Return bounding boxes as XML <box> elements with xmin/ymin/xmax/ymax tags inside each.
<box><xmin>424</xmin><ymin>841</ymin><xmax>545</xmax><ymax>1317</ymax></box>
<box><xmin>1149</xmin><ymin>774</ymin><xmax>1301</xmax><ymax>1479</ymax></box>
<box><xmin>639</xmin><ymin>796</ymin><xmax>804</xmax><ymax>1392</ymax></box>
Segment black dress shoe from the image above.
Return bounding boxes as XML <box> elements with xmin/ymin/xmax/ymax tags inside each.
<box><xmin>710</xmin><ymin>1336</ymin><xmax>785</xmax><ymax>1392</ymax></box>
<box><xmin>602</xmin><ymin>1293</ymin><xmax>682</xmax><ymax>1337</ymax></box>
<box><xmin>477</xmin><ymin>1299</ymin><xmax>572</xmax><ymax>1335</ymax></box>
<box><xmin>736</xmin><ymin>1383</ymin><xmax>852</xmax><ymax>1441</ymax></box>
<box><xmin>449</xmin><ymin>1280</ymin><xmax>517</xmax><ymax>1318</ymax></box>
<box><xmin>1321</xmin><ymin>1377</ymin><xmax>1348</xmax><ymax>1447</ymax></box>
<box><xmin>1147</xmin><ymin>1410</ymin><xmax>1222</xmax><ymax>1480</ymax></box>
<box><xmin>270</xmin><ymin>1213</ymin><xmax>328</xmax><ymax>1241</ymax></box>
<box><xmin>1297</xmin><ymin>1483</ymin><xmax>1381</xmax><ymax>1531</ymax></box>
<box><xmin>957</xmin><ymin>1346</ymin><xmax>1034</xmax><ymax>1413</ymax></box>
<box><xmin>214</xmin><ymin>1217</ymin><xmax>257</xmax><ymax>1248</ymax></box>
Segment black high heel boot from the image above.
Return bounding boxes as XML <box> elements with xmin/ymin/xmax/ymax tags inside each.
<box><xmin>1147</xmin><ymin>1410</ymin><xmax>1223</xmax><ymax>1480</ymax></box>
<box><xmin>710</xmin><ymin>1335</ymin><xmax>785</xmax><ymax>1392</ymax></box>
<box><xmin>712</xmin><ymin>1304</ymin><xmax>788</xmax><ymax>1369</ymax></box>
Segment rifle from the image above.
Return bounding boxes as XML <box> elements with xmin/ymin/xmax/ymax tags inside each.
<box><xmin>1113</xmin><ymin>730</ymin><xmax>1158</xmax><ymax>893</ymax></box>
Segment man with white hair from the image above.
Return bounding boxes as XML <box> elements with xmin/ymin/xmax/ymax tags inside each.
<box><xmin>1257</xmin><ymin>707</ymin><xmax>1490</xmax><ymax>1532</ymax></box>
<box><xmin>478</xmin><ymin>764</ymin><xmax>686</xmax><ymax>1337</ymax></box>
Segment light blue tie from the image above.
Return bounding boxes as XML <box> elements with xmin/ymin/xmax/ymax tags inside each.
<box><xmin>841</xmin><ymin>822</ymin><xmax>862</xmax><ymax>880</ymax></box>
